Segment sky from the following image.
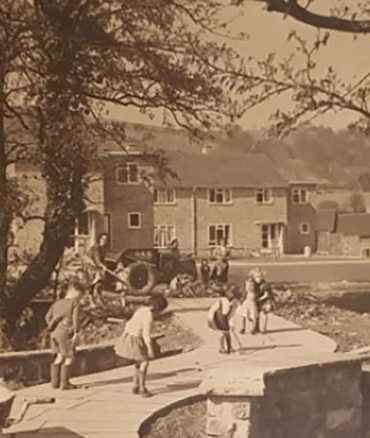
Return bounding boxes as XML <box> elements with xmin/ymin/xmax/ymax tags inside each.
<box><xmin>106</xmin><ymin>1</ymin><xmax>370</xmax><ymax>131</ymax></box>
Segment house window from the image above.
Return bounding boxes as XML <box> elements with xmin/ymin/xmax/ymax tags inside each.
<box><xmin>128</xmin><ymin>212</ymin><xmax>141</xmax><ymax>229</ymax></box>
<box><xmin>299</xmin><ymin>222</ymin><xmax>310</xmax><ymax>234</ymax></box>
<box><xmin>208</xmin><ymin>189</ymin><xmax>232</xmax><ymax>205</ymax></box>
<box><xmin>292</xmin><ymin>188</ymin><xmax>308</xmax><ymax>204</ymax></box>
<box><xmin>154</xmin><ymin>189</ymin><xmax>176</xmax><ymax>204</ymax></box>
<box><xmin>116</xmin><ymin>163</ymin><xmax>139</xmax><ymax>184</ymax></box>
<box><xmin>209</xmin><ymin>224</ymin><xmax>231</xmax><ymax>246</ymax></box>
<box><xmin>256</xmin><ymin>188</ymin><xmax>272</xmax><ymax>204</ymax></box>
<box><xmin>154</xmin><ymin>225</ymin><xmax>176</xmax><ymax>248</ymax></box>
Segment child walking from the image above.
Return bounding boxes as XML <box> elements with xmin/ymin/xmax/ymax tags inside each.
<box><xmin>207</xmin><ymin>284</ymin><xmax>240</xmax><ymax>354</ymax></box>
<box><xmin>45</xmin><ymin>275</ymin><xmax>85</xmax><ymax>390</ymax></box>
<box><xmin>114</xmin><ymin>293</ymin><xmax>168</xmax><ymax>397</ymax></box>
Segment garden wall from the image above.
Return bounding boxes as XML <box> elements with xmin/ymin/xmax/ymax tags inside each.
<box><xmin>0</xmin><ymin>342</ymin><xmax>129</xmax><ymax>385</ymax></box>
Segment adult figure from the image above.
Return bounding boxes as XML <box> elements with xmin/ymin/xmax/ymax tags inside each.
<box><xmin>86</xmin><ymin>232</ymin><xmax>109</xmax><ymax>308</ymax></box>
<box><xmin>211</xmin><ymin>237</ymin><xmax>231</xmax><ymax>283</ymax></box>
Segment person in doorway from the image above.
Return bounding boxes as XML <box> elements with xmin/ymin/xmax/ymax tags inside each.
<box><xmin>86</xmin><ymin>232</ymin><xmax>109</xmax><ymax>308</ymax></box>
<box><xmin>114</xmin><ymin>293</ymin><xmax>168</xmax><ymax>397</ymax></box>
<box><xmin>207</xmin><ymin>284</ymin><xmax>241</xmax><ymax>354</ymax></box>
<box><xmin>45</xmin><ymin>275</ymin><xmax>85</xmax><ymax>390</ymax></box>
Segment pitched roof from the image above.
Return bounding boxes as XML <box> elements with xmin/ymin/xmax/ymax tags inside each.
<box><xmin>157</xmin><ymin>152</ymin><xmax>287</xmax><ymax>188</ymax></box>
<box><xmin>336</xmin><ymin>213</ymin><xmax>370</xmax><ymax>236</ymax></box>
<box><xmin>316</xmin><ymin>209</ymin><xmax>337</xmax><ymax>232</ymax></box>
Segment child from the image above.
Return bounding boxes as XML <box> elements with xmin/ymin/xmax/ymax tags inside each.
<box><xmin>238</xmin><ymin>277</ymin><xmax>258</xmax><ymax>334</ymax></box>
<box><xmin>200</xmin><ymin>259</ymin><xmax>211</xmax><ymax>286</ymax></box>
<box><xmin>210</xmin><ymin>259</ymin><xmax>228</xmax><ymax>284</ymax></box>
<box><xmin>207</xmin><ymin>284</ymin><xmax>240</xmax><ymax>354</ymax></box>
<box><xmin>114</xmin><ymin>293</ymin><xmax>168</xmax><ymax>397</ymax></box>
<box><xmin>250</xmin><ymin>267</ymin><xmax>275</xmax><ymax>334</ymax></box>
<box><xmin>45</xmin><ymin>274</ymin><xmax>86</xmax><ymax>390</ymax></box>
<box><xmin>114</xmin><ymin>261</ymin><xmax>129</xmax><ymax>308</ymax></box>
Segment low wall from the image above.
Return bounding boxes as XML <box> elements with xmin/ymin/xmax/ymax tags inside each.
<box><xmin>0</xmin><ymin>342</ymin><xmax>130</xmax><ymax>385</ymax></box>
<box><xmin>200</xmin><ymin>355</ymin><xmax>365</xmax><ymax>438</ymax></box>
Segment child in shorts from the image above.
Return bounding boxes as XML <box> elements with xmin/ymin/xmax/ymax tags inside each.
<box><xmin>238</xmin><ymin>277</ymin><xmax>258</xmax><ymax>334</ymax></box>
<box><xmin>207</xmin><ymin>284</ymin><xmax>240</xmax><ymax>354</ymax></box>
<box><xmin>45</xmin><ymin>274</ymin><xmax>86</xmax><ymax>390</ymax></box>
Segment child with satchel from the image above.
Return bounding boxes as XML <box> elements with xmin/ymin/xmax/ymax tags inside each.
<box><xmin>45</xmin><ymin>274</ymin><xmax>86</xmax><ymax>390</ymax></box>
<box><xmin>207</xmin><ymin>284</ymin><xmax>241</xmax><ymax>354</ymax></box>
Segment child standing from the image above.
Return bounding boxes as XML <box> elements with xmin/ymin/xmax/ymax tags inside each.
<box><xmin>45</xmin><ymin>275</ymin><xmax>86</xmax><ymax>390</ymax></box>
<box><xmin>250</xmin><ymin>268</ymin><xmax>275</xmax><ymax>334</ymax></box>
<box><xmin>114</xmin><ymin>293</ymin><xmax>168</xmax><ymax>397</ymax></box>
<box><xmin>114</xmin><ymin>261</ymin><xmax>129</xmax><ymax>308</ymax></box>
<box><xmin>200</xmin><ymin>259</ymin><xmax>211</xmax><ymax>286</ymax></box>
<box><xmin>238</xmin><ymin>278</ymin><xmax>258</xmax><ymax>334</ymax></box>
<box><xmin>207</xmin><ymin>284</ymin><xmax>240</xmax><ymax>354</ymax></box>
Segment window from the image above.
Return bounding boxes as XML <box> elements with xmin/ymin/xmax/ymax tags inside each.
<box><xmin>209</xmin><ymin>224</ymin><xmax>231</xmax><ymax>246</ymax></box>
<box><xmin>299</xmin><ymin>223</ymin><xmax>310</xmax><ymax>235</ymax></box>
<box><xmin>116</xmin><ymin>163</ymin><xmax>139</xmax><ymax>184</ymax></box>
<box><xmin>292</xmin><ymin>188</ymin><xmax>308</xmax><ymax>204</ymax></box>
<box><xmin>208</xmin><ymin>189</ymin><xmax>232</xmax><ymax>205</ymax></box>
<box><xmin>128</xmin><ymin>212</ymin><xmax>141</xmax><ymax>229</ymax></box>
<box><xmin>154</xmin><ymin>189</ymin><xmax>176</xmax><ymax>204</ymax></box>
<box><xmin>256</xmin><ymin>188</ymin><xmax>272</xmax><ymax>204</ymax></box>
<box><xmin>154</xmin><ymin>225</ymin><xmax>176</xmax><ymax>248</ymax></box>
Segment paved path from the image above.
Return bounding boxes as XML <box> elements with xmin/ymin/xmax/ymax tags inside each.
<box><xmin>1</xmin><ymin>298</ymin><xmax>337</xmax><ymax>438</ymax></box>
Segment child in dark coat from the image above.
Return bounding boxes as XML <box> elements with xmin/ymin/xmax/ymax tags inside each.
<box><xmin>200</xmin><ymin>259</ymin><xmax>211</xmax><ymax>286</ymax></box>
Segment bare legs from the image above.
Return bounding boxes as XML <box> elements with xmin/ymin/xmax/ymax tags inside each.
<box><xmin>133</xmin><ymin>361</ymin><xmax>152</xmax><ymax>397</ymax></box>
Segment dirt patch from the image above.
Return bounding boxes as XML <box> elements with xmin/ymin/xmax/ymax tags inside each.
<box><xmin>8</xmin><ymin>295</ymin><xmax>202</xmax><ymax>355</ymax></box>
<box><xmin>140</xmin><ymin>400</ymin><xmax>207</xmax><ymax>438</ymax></box>
<box><xmin>274</xmin><ymin>282</ymin><xmax>370</xmax><ymax>352</ymax></box>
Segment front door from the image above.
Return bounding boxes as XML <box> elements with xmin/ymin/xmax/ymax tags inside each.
<box><xmin>261</xmin><ymin>223</ymin><xmax>284</xmax><ymax>253</ymax></box>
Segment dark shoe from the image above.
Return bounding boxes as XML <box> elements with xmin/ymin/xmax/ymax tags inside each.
<box><xmin>50</xmin><ymin>364</ymin><xmax>61</xmax><ymax>389</ymax></box>
<box><xmin>132</xmin><ymin>386</ymin><xmax>139</xmax><ymax>395</ymax></box>
<box><xmin>239</xmin><ymin>328</ymin><xmax>246</xmax><ymax>334</ymax></box>
<box><xmin>60</xmin><ymin>365</ymin><xmax>77</xmax><ymax>390</ymax></box>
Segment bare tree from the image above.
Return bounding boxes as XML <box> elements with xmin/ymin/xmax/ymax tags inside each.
<box><xmin>0</xmin><ymin>0</ymin><xmax>245</xmax><ymax>346</ymax></box>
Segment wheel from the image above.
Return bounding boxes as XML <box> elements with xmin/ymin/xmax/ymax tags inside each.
<box><xmin>126</xmin><ymin>262</ymin><xmax>156</xmax><ymax>296</ymax></box>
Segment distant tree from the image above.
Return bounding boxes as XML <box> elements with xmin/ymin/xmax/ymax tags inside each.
<box><xmin>317</xmin><ymin>200</ymin><xmax>339</xmax><ymax>211</ymax></box>
<box><xmin>358</xmin><ymin>172</ymin><xmax>370</xmax><ymax>192</ymax></box>
<box><xmin>349</xmin><ymin>192</ymin><xmax>367</xmax><ymax>213</ymax></box>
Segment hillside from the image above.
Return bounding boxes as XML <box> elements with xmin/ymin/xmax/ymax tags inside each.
<box><xmin>122</xmin><ymin>121</ymin><xmax>370</xmax><ymax>188</ymax></box>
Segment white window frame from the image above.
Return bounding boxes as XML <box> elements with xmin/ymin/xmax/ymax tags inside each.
<box><xmin>299</xmin><ymin>222</ymin><xmax>310</xmax><ymax>235</ymax></box>
<box><xmin>154</xmin><ymin>188</ymin><xmax>176</xmax><ymax>205</ymax></box>
<box><xmin>116</xmin><ymin>163</ymin><xmax>139</xmax><ymax>185</ymax></box>
<box><xmin>154</xmin><ymin>224</ymin><xmax>176</xmax><ymax>249</ymax></box>
<box><xmin>208</xmin><ymin>188</ymin><xmax>232</xmax><ymax>205</ymax></box>
<box><xmin>255</xmin><ymin>188</ymin><xmax>273</xmax><ymax>205</ymax></box>
<box><xmin>128</xmin><ymin>212</ymin><xmax>141</xmax><ymax>229</ymax></box>
<box><xmin>208</xmin><ymin>224</ymin><xmax>232</xmax><ymax>247</ymax></box>
<box><xmin>292</xmin><ymin>188</ymin><xmax>308</xmax><ymax>204</ymax></box>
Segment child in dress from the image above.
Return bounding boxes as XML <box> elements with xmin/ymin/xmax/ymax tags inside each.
<box><xmin>45</xmin><ymin>274</ymin><xmax>86</xmax><ymax>390</ymax></box>
<box><xmin>200</xmin><ymin>259</ymin><xmax>211</xmax><ymax>286</ymax></box>
<box><xmin>207</xmin><ymin>284</ymin><xmax>240</xmax><ymax>354</ymax></box>
<box><xmin>114</xmin><ymin>293</ymin><xmax>168</xmax><ymax>397</ymax></box>
<box><xmin>238</xmin><ymin>277</ymin><xmax>258</xmax><ymax>334</ymax></box>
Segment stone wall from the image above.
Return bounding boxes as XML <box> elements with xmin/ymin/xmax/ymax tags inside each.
<box><xmin>0</xmin><ymin>342</ymin><xmax>129</xmax><ymax>385</ymax></box>
<box><xmin>200</xmin><ymin>356</ymin><xmax>365</xmax><ymax>438</ymax></box>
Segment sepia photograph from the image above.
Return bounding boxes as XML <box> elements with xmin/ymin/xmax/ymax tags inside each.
<box><xmin>0</xmin><ymin>1</ymin><xmax>370</xmax><ymax>437</ymax></box>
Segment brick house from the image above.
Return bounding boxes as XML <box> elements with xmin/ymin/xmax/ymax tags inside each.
<box><xmin>153</xmin><ymin>152</ymin><xmax>290</xmax><ymax>256</ymax></box>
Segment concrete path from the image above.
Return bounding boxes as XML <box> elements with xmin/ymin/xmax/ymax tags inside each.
<box><xmin>1</xmin><ymin>298</ymin><xmax>337</xmax><ymax>438</ymax></box>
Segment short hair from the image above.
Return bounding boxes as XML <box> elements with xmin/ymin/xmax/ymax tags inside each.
<box><xmin>150</xmin><ymin>293</ymin><xmax>168</xmax><ymax>312</ymax></box>
<box><xmin>98</xmin><ymin>232</ymin><xmax>109</xmax><ymax>242</ymax></box>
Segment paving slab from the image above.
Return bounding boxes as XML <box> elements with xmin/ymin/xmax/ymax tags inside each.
<box><xmin>1</xmin><ymin>298</ymin><xmax>338</xmax><ymax>438</ymax></box>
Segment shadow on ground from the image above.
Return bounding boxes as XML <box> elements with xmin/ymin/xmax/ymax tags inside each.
<box><xmin>3</xmin><ymin>427</ymin><xmax>84</xmax><ymax>438</ymax></box>
<box><xmin>325</xmin><ymin>291</ymin><xmax>370</xmax><ymax>314</ymax></box>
